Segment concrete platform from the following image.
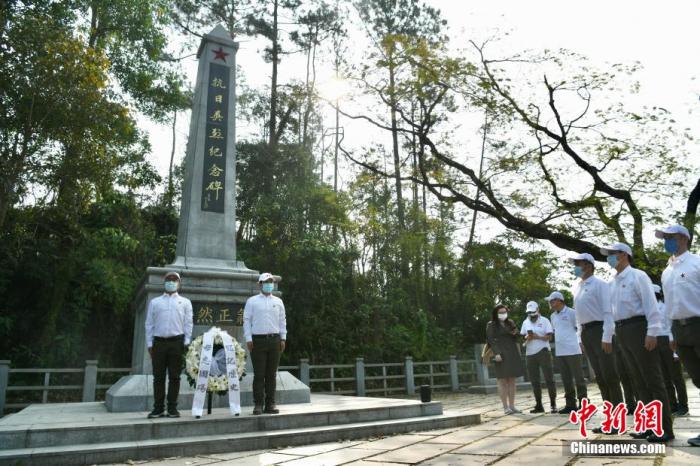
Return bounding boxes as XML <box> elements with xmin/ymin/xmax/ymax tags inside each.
<box><xmin>105</xmin><ymin>372</ymin><xmax>309</xmax><ymax>412</ymax></box>
<box><xmin>0</xmin><ymin>394</ymin><xmax>480</xmax><ymax>465</ymax></box>
<box><xmin>57</xmin><ymin>382</ymin><xmax>699</xmax><ymax>466</ymax></box>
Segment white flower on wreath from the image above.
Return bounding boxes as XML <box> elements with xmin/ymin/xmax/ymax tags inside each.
<box><xmin>185</xmin><ymin>327</ymin><xmax>247</xmax><ymax>393</ymax></box>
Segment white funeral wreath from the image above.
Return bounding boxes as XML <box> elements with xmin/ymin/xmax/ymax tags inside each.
<box><xmin>185</xmin><ymin>327</ymin><xmax>247</xmax><ymax>394</ymax></box>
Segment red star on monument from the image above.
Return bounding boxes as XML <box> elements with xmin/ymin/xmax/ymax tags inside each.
<box><xmin>212</xmin><ymin>47</ymin><xmax>229</xmax><ymax>62</ymax></box>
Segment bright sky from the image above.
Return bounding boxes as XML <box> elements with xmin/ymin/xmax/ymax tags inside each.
<box><xmin>142</xmin><ymin>0</ymin><xmax>700</xmax><ymax>278</ymax></box>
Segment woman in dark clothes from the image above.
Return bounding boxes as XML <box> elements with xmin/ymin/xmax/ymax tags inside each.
<box><xmin>486</xmin><ymin>304</ymin><xmax>525</xmax><ymax>414</ymax></box>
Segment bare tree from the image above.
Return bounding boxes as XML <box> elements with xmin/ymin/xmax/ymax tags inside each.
<box><xmin>339</xmin><ymin>40</ymin><xmax>691</xmax><ymax>276</ymax></box>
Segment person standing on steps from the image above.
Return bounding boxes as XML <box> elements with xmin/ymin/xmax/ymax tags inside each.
<box><xmin>244</xmin><ymin>272</ymin><xmax>287</xmax><ymax>415</ymax></box>
<box><xmin>145</xmin><ymin>271</ymin><xmax>193</xmax><ymax>419</ymax></box>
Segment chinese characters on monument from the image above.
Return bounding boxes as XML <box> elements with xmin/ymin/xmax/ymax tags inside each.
<box><xmin>201</xmin><ymin>57</ymin><xmax>230</xmax><ymax>213</ymax></box>
<box><xmin>193</xmin><ymin>302</ymin><xmax>244</xmax><ymax>326</ymax></box>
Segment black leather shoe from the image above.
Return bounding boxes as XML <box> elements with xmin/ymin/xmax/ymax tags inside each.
<box><xmin>687</xmin><ymin>435</ymin><xmax>700</xmax><ymax>447</ymax></box>
<box><xmin>147</xmin><ymin>409</ymin><xmax>165</xmax><ymax>419</ymax></box>
<box><xmin>167</xmin><ymin>408</ymin><xmax>180</xmax><ymax>418</ymax></box>
<box><xmin>630</xmin><ymin>430</ymin><xmax>652</xmax><ymax>439</ymax></box>
<box><xmin>558</xmin><ymin>406</ymin><xmax>576</xmax><ymax>415</ymax></box>
<box><xmin>530</xmin><ymin>405</ymin><xmax>544</xmax><ymax>413</ymax></box>
<box><xmin>647</xmin><ymin>433</ymin><xmax>674</xmax><ymax>443</ymax></box>
<box><xmin>264</xmin><ymin>404</ymin><xmax>279</xmax><ymax>414</ymax></box>
<box><xmin>550</xmin><ymin>406</ymin><xmax>558</xmax><ymax>414</ymax></box>
<box><xmin>253</xmin><ymin>405</ymin><xmax>263</xmax><ymax>415</ymax></box>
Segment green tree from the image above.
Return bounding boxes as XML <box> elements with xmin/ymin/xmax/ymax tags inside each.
<box><xmin>355</xmin><ymin>0</ymin><xmax>447</xmax><ymax>231</ymax></box>
<box><xmin>0</xmin><ymin>1</ymin><xmax>187</xmax><ymax>362</ymax></box>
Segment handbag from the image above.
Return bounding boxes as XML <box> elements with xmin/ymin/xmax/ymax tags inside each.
<box><xmin>481</xmin><ymin>343</ymin><xmax>494</xmax><ymax>366</ymax></box>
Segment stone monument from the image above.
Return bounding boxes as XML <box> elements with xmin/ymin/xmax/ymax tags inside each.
<box><xmin>106</xmin><ymin>25</ymin><xmax>309</xmax><ymax>412</ymax></box>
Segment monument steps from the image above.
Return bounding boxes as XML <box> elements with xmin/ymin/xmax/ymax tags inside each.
<box><xmin>0</xmin><ymin>395</ymin><xmax>480</xmax><ymax>465</ymax></box>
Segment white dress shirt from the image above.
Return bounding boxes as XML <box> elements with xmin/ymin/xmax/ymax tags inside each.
<box><xmin>145</xmin><ymin>292</ymin><xmax>193</xmax><ymax>348</ymax></box>
<box><xmin>609</xmin><ymin>266</ymin><xmax>663</xmax><ymax>336</ymax></box>
<box><xmin>572</xmin><ymin>275</ymin><xmax>615</xmax><ymax>344</ymax></box>
<box><xmin>520</xmin><ymin>315</ymin><xmax>553</xmax><ymax>356</ymax></box>
<box><xmin>661</xmin><ymin>251</ymin><xmax>700</xmax><ymax>320</ymax></box>
<box><xmin>550</xmin><ymin>306</ymin><xmax>582</xmax><ymax>356</ymax></box>
<box><xmin>656</xmin><ymin>301</ymin><xmax>673</xmax><ymax>340</ymax></box>
<box><xmin>243</xmin><ymin>293</ymin><xmax>287</xmax><ymax>343</ymax></box>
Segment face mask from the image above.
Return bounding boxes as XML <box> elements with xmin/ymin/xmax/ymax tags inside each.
<box><xmin>262</xmin><ymin>283</ymin><xmax>274</xmax><ymax>293</ymax></box>
<box><xmin>664</xmin><ymin>238</ymin><xmax>679</xmax><ymax>255</ymax></box>
<box><xmin>606</xmin><ymin>254</ymin><xmax>618</xmax><ymax>268</ymax></box>
<box><xmin>497</xmin><ymin>313</ymin><xmax>508</xmax><ymax>321</ymax></box>
<box><xmin>164</xmin><ymin>281</ymin><xmax>178</xmax><ymax>292</ymax></box>
<box><xmin>574</xmin><ymin>265</ymin><xmax>584</xmax><ymax>278</ymax></box>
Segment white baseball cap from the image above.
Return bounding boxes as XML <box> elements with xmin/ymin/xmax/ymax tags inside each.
<box><xmin>652</xmin><ymin>284</ymin><xmax>662</xmax><ymax>294</ymax></box>
<box><xmin>525</xmin><ymin>301</ymin><xmax>539</xmax><ymax>314</ymax></box>
<box><xmin>567</xmin><ymin>253</ymin><xmax>595</xmax><ymax>265</ymax></box>
<box><xmin>258</xmin><ymin>272</ymin><xmax>274</xmax><ymax>282</ymax></box>
<box><xmin>163</xmin><ymin>271</ymin><xmax>181</xmax><ymax>280</ymax></box>
<box><xmin>654</xmin><ymin>224</ymin><xmax>690</xmax><ymax>239</ymax></box>
<box><xmin>600</xmin><ymin>242</ymin><xmax>633</xmax><ymax>257</ymax></box>
<box><xmin>544</xmin><ymin>291</ymin><xmax>565</xmax><ymax>302</ymax></box>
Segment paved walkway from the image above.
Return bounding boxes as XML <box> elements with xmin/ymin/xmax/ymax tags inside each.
<box><xmin>109</xmin><ymin>382</ymin><xmax>700</xmax><ymax>466</ymax></box>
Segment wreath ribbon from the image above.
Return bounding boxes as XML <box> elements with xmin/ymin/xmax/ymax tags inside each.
<box><xmin>191</xmin><ymin>327</ymin><xmax>241</xmax><ymax>417</ymax></box>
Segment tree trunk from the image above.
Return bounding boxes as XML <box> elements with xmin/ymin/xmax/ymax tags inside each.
<box><xmin>388</xmin><ymin>56</ymin><xmax>405</xmax><ymax>230</ymax></box>
<box><xmin>466</xmin><ymin>111</ymin><xmax>488</xmax><ymax>254</ymax></box>
<box><xmin>301</xmin><ymin>30</ymin><xmax>312</xmax><ymax>147</ymax></box>
<box><xmin>684</xmin><ymin>177</ymin><xmax>700</xmax><ymax>245</ymax></box>
<box><xmin>0</xmin><ymin>182</ymin><xmax>12</xmax><ymax>231</ymax></box>
<box><xmin>268</xmin><ymin>0</ymin><xmax>279</xmax><ymax>146</ymax></box>
<box><xmin>166</xmin><ymin>110</ymin><xmax>177</xmax><ymax>208</ymax></box>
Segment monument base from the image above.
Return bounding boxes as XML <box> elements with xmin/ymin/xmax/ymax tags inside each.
<box><xmin>105</xmin><ymin>372</ymin><xmax>310</xmax><ymax>412</ymax></box>
<box><xmin>130</xmin><ymin>266</ymin><xmax>274</xmax><ymax>375</ymax></box>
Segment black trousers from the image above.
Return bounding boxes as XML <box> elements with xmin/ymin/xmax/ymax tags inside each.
<box><xmin>672</xmin><ymin>319</ymin><xmax>700</xmax><ymax>391</ymax></box>
<box><xmin>151</xmin><ymin>336</ymin><xmax>185</xmax><ymax>411</ymax></box>
<box><xmin>557</xmin><ymin>354</ymin><xmax>587</xmax><ymax>408</ymax></box>
<box><xmin>526</xmin><ymin>348</ymin><xmax>557</xmax><ymax>407</ymax></box>
<box><xmin>615</xmin><ymin>318</ymin><xmax>673</xmax><ymax>436</ymax></box>
<box><xmin>580</xmin><ymin>322</ymin><xmax>623</xmax><ymax>406</ymax></box>
<box><xmin>615</xmin><ymin>338</ymin><xmax>638</xmax><ymax>409</ymax></box>
<box><xmin>251</xmin><ymin>334</ymin><xmax>281</xmax><ymax>406</ymax></box>
<box><xmin>657</xmin><ymin>335</ymin><xmax>688</xmax><ymax>410</ymax></box>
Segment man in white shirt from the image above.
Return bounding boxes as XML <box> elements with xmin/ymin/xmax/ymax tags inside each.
<box><xmin>651</xmin><ymin>284</ymin><xmax>688</xmax><ymax>417</ymax></box>
<box><xmin>569</xmin><ymin>253</ymin><xmax>625</xmax><ymax>412</ymax></box>
<box><xmin>243</xmin><ymin>272</ymin><xmax>287</xmax><ymax>415</ymax></box>
<box><xmin>657</xmin><ymin>223</ymin><xmax>700</xmax><ymax>446</ymax></box>
<box><xmin>144</xmin><ymin>271</ymin><xmax>193</xmax><ymax>418</ymax></box>
<box><xmin>546</xmin><ymin>291</ymin><xmax>587</xmax><ymax>414</ymax></box>
<box><xmin>601</xmin><ymin>242</ymin><xmax>674</xmax><ymax>443</ymax></box>
<box><xmin>520</xmin><ymin>301</ymin><xmax>557</xmax><ymax>414</ymax></box>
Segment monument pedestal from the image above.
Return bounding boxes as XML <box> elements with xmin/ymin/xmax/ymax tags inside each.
<box><xmin>106</xmin><ymin>372</ymin><xmax>310</xmax><ymax>412</ymax></box>
<box><xmin>129</xmin><ymin>266</ymin><xmax>261</xmax><ymax>375</ymax></box>
<box><xmin>106</xmin><ymin>266</ymin><xmax>310</xmax><ymax>413</ymax></box>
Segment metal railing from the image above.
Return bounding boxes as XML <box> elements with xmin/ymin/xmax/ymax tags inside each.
<box><xmin>0</xmin><ymin>360</ymin><xmax>130</xmax><ymax>415</ymax></box>
<box><xmin>0</xmin><ymin>355</ymin><xmax>478</xmax><ymax>416</ymax></box>
<box><xmin>288</xmin><ymin>355</ymin><xmax>477</xmax><ymax>397</ymax></box>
